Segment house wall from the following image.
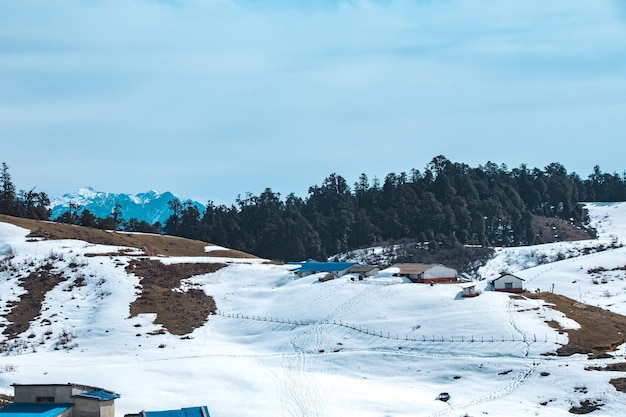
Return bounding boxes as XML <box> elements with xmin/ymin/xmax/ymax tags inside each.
<box><xmin>462</xmin><ymin>286</ymin><xmax>477</xmax><ymax>297</ymax></box>
<box><xmin>405</xmin><ymin>266</ymin><xmax>457</xmax><ymax>283</ymax></box>
<box><xmin>493</xmin><ymin>275</ymin><xmax>524</xmax><ymax>293</ymax></box>
<box><xmin>423</xmin><ymin>266</ymin><xmax>457</xmax><ymax>282</ymax></box>
<box><xmin>334</xmin><ymin>268</ymin><xmax>351</xmax><ymax>278</ymax></box>
<box><xmin>14</xmin><ymin>385</ymin><xmax>74</xmax><ymax>403</ymax></box>
<box><xmin>299</xmin><ymin>268</ymin><xmax>351</xmax><ymax>279</ymax></box>
<box><xmin>13</xmin><ymin>385</ymin><xmax>114</xmax><ymax>417</ymax></box>
<box><xmin>73</xmin><ymin>398</ymin><xmax>114</xmax><ymax>417</ymax></box>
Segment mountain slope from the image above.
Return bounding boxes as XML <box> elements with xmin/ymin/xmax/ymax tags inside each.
<box><xmin>1</xmin><ymin>206</ymin><xmax>626</xmax><ymax>416</ymax></box>
<box><xmin>49</xmin><ymin>187</ymin><xmax>205</xmax><ymax>224</ymax></box>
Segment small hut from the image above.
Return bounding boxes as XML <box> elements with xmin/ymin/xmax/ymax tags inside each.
<box><xmin>459</xmin><ymin>282</ymin><xmax>479</xmax><ymax>297</ymax></box>
<box><xmin>491</xmin><ymin>274</ymin><xmax>524</xmax><ymax>293</ymax></box>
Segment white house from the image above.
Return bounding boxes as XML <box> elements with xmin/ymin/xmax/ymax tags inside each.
<box><xmin>491</xmin><ymin>274</ymin><xmax>524</xmax><ymax>293</ymax></box>
<box><xmin>391</xmin><ymin>264</ymin><xmax>457</xmax><ymax>283</ymax></box>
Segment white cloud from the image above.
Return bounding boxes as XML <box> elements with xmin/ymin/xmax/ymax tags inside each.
<box><xmin>1</xmin><ymin>0</ymin><xmax>625</xmax><ymax>201</ymax></box>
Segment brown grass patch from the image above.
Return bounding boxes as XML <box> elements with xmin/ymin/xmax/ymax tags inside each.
<box><xmin>2</xmin><ymin>270</ymin><xmax>65</xmax><ymax>339</ymax></box>
<box><xmin>527</xmin><ymin>292</ymin><xmax>626</xmax><ymax>356</ymax></box>
<box><xmin>532</xmin><ymin>216</ymin><xmax>594</xmax><ymax>243</ymax></box>
<box><xmin>586</xmin><ymin>362</ymin><xmax>626</xmax><ymax>372</ymax></box>
<box><xmin>0</xmin><ymin>214</ymin><xmax>256</xmax><ymax>259</ymax></box>
<box><xmin>568</xmin><ymin>399</ymin><xmax>604</xmax><ymax>414</ymax></box>
<box><xmin>610</xmin><ymin>378</ymin><xmax>626</xmax><ymax>393</ymax></box>
<box><xmin>127</xmin><ymin>259</ymin><xmax>226</xmax><ymax>335</ymax></box>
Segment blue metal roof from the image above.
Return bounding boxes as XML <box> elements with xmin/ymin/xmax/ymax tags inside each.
<box><xmin>144</xmin><ymin>406</ymin><xmax>210</xmax><ymax>417</ymax></box>
<box><xmin>0</xmin><ymin>403</ymin><xmax>73</xmax><ymax>417</ymax></box>
<box><xmin>74</xmin><ymin>390</ymin><xmax>120</xmax><ymax>401</ymax></box>
<box><xmin>292</xmin><ymin>261</ymin><xmax>356</xmax><ymax>273</ymax></box>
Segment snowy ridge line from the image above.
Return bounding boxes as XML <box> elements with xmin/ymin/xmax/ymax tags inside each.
<box><xmin>520</xmin><ymin>248</ymin><xmax>613</xmax><ymax>284</ymax></box>
<box><xmin>214</xmin><ymin>310</ymin><xmax>567</xmax><ymax>346</ymax></box>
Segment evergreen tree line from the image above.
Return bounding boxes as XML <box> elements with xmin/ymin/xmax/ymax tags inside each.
<box><xmin>161</xmin><ymin>156</ymin><xmax>626</xmax><ymax>261</ymax></box>
<box><xmin>2</xmin><ymin>157</ymin><xmax>625</xmax><ymax>262</ymax></box>
<box><xmin>0</xmin><ymin>163</ymin><xmax>51</xmax><ymax>220</ymax></box>
<box><xmin>0</xmin><ymin>162</ymin><xmax>159</xmax><ymax>233</ymax></box>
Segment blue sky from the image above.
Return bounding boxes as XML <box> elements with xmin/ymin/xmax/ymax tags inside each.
<box><xmin>1</xmin><ymin>0</ymin><xmax>625</xmax><ymax>204</ymax></box>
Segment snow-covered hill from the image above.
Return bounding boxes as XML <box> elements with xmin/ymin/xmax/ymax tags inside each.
<box><xmin>49</xmin><ymin>187</ymin><xmax>205</xmax><ymax>224</ymax></box>
<box><xmin>1</xmin><ymin>203</ymin><xmax>626</xmax><ymax>416</ymax></box>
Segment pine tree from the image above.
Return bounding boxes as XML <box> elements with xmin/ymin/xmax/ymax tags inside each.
<box><xmin>0</xmin><ymin>162</ymin><xmax>18</xmax><ymax>215</ymax></box>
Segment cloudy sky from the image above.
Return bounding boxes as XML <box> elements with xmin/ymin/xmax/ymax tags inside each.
<box><xmin>2</xmin><ymin>0</ymin><xmax>625</xmax><ymax>204</ymax></box>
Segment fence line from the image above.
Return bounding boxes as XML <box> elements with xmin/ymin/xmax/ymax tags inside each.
<box><xmin>214</xmin><ymin>310</ymin><xmax>564</xmax><ymax>345</ymax></box>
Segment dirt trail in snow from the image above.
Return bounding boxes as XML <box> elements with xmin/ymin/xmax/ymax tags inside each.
<box><xmin>426</xmin><ymin>361</ymin><xmax>540</xmax><ymax>417</ymax></box>
<box><xmin>261</xmin><ymin>323</ymin><xmax>330</xmax><ymax>416</ymax></box>
<box><xmin>506</xmin><ymin>298</ymin><xmax>530</xmax><ymax>357</ymax></box>
<box><xmin>256</xmin><ymin>280</ymin><xmax>401</xmax><ymax>417</ymax></box>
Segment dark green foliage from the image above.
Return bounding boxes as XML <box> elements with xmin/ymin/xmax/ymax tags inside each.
<box><xmin>102</xmin><ymin>157</ymin><xmax>626</xmax><ymax>263</ymax></box>
<box><xmin>3</xmin><ymin>158</ymin><xmax>626</xmax><ymax>264</ymax></box>
<box><xmin>124</xmin><ymin>218</ymin><xmax>159</xmax><ymax>233</ymax></box>
<box><xmin>0</xmin><ymin>163</ymin><xmax>51</xmax><ymax>220</ymax></box>
<box><xmin>176</xmin><ymin>156</ymin><xmax>624</xmax><ymax>262</ymax></box>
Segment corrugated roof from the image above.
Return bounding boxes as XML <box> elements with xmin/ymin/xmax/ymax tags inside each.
<box><xmin>293</xmin><ymin>262</ymin><xmax>356</xmax><ymax>273</ymax></box>
<box><xmin>492</xmin><ymin>274</ymin><xmax>524</xmax><ymax>282</ymax></box>
<box><xmin>391</xmin><ymin>263</ymin><xmax>438</xmax><ymax>275</ymax></box>
<box><xmin>0</xmin><ymin>403</ymin><xmax>73</xmax><ymax>417</ymax></box>
<box><xmin>143</xmin><ymin>406</ymin><xmax>210</xmax><ymax>417</ymax></box>
<box><xmin>74</xmin><ymin>390</ymin><xmax>120</xmax><ymax>401</ymax></box>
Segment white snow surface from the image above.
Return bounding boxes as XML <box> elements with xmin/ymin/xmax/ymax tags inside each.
<box><xmin>1</xmin><ymin>203</ymin><xmax>626</xmax><ymax>416</ymax></box>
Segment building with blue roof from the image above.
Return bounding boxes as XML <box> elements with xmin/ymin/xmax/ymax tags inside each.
<box><xmin>289</xmin><ymin>260</ymin><xmax>358</xmax><ymax>279</ymax></box>
<box><xmin>0</xmin><ymin>384</ymin><xmax>120</xmax><ymax>417</ymax></box>
<box><xmin>0</xmin><ymin>402</ymin><xmax>73</xmax><ymax>417</ymax></box>
<box><xmin>126</xmin><ymin>406</ymin><xmax>210</xmax><ymax>417</ymax></box>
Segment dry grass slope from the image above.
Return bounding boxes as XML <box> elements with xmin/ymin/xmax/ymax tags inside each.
<box><xmin>0</xmin><ymin>214</ymin><xmax>257</xmax><ymax>258</ymax></box>
<box><xmin>2</xmin><ymin>270</ymin><xmax>63</xmax><ymax>339</ymax></box>
<box><xmin>527</xmin><ymin>292</ymin><xmax>626</xmax><ymax>356</ymax></box>
<box><xmin>0</xmin><ymin>215</ymin><xmax>256</xmax><ymax>339</ymax></box>
<box><xmin>127</xmin><ymin>259</ymin><xmax>225</xmax><ymax>335</ymax></box>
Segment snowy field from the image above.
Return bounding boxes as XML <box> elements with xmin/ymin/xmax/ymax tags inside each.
<box><xmin>1</xmin><ymin>203</ymin><xmax>626</xmax><ymax>416</ymax></box>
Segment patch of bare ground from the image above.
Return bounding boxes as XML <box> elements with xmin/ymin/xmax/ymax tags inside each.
<box><xmin>127</xmin><ymin>259</ymin><xmax>226</xmax><ymax>336</ymax></box>
<box><xmin>609</xmin><ymin>378</ymin><xmax>626</xmax><ymax>393</ymax></box>
<box><xmin>2</xmin><ymin>269</ymin><xmax>65</xmax><ymax>339</ymax></box>
<box><xmin>584</xmin><ymin>363</ymin><xmax>626</xmax><ymax>393</ymax></box>
<box><xmin>0</xmin><ymin>393</ymin><xmax>13</xmax><ymax>408</ymax></box>
<box><xmin>526</xmin><ymin>292</ymin><xmax>626</xmax><ymax>356</ymax></box>
<box><xmin>532</xmin><ymin>215</ymin><xmax>594</xmax><ymax>243</ymax></box>
<box><xmin>568</xmin><ymin>399</ymin><xmax>604</xmax><ymax>414</ymax></box>
<box><xmin>586</xmin><ymin>362</ymin><xmax>626</xmax><ymax>372</ymax></box>
<box><xmin>0</xmin><ymin>214</ymin><xmax>257</xmax><ymax>259</ymax></box>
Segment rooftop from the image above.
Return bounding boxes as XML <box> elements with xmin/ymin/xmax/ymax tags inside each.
<box><xmin>290</xmin><ymin>261</ymin><xmax>357</xmax><ymax>274</ymax></box>
<box><xmin>0</xmin><ymin>403</ymin><xmax>73</xmax><ymax>417</ymax></box>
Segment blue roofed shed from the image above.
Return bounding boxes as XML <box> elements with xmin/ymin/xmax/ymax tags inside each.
<box><xmin>289</xmin><ymin>261</ymin><xmax>357</xmax><ymax>279</ymax></box>
<box><xmin>0</xmin><ymin>402</ymin><xmax>73</xmax><ymax>417</ymax></box>
<box><xmin>4</xmin><ymin>383</ymin><xmax>119</xmax><ymax>417</ymax></box>
<box><xmin>139</xmin><ymin>406</ymin><xmax>210</xmax><ymax>417</ymax></box>
<box><xmin>74</xmin><ymin>391</ymin><xmax>120</xmax><ymax>402</ymax></box>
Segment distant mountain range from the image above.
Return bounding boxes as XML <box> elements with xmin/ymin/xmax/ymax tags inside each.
<box><xmin>49</xmin><ymin>187</ymin><xmax>205</xmax><ymax>225</ymax></box>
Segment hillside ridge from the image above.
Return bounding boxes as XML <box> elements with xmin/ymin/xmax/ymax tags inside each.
<box><xmin>0</xmin><ymin>214</ymin><xmax>256</xmax><ymax>258</ymax></box>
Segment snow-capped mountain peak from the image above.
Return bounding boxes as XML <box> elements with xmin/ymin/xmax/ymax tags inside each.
<box><xmin>49</xmin><ymin>188</ymin><xmax>205</xmax><ymax>224</ymax></box>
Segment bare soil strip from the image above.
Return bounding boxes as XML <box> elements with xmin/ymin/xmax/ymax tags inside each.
<box><xmin>527</xmin><ymin>292</ymin><xmax>626</xmax><ymax>356</ymax></box>
<box><xmin>127</xmin><ymin>259</ymin><xmax>226</xmax><ymax>335</ymax></box>
<box><xmin>2</xmin><ymin>270</ymin><xmax>64</xmax><ymax>339</ymax></box>
<box><xmin>0</xmin><ymin>214</ymin><xmax>256</xmax><ymax>258</ymax></box>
